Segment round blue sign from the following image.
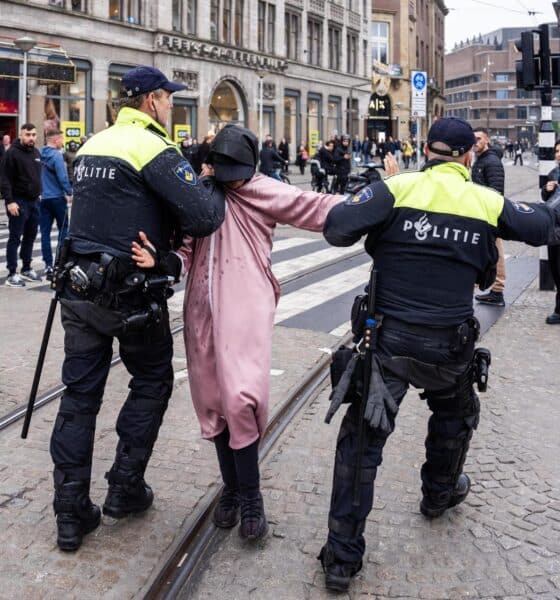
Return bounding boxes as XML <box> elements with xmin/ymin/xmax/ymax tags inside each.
<box><xmin>413</xmin><ymin>72</ymin><xmax>426</xmax><ymax>90</ymax></box>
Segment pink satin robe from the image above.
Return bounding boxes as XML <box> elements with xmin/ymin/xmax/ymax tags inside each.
<box><xmin>177</xmin><ymin>174</ymin><xmax>343</xmax><ymax>449</ymax></box>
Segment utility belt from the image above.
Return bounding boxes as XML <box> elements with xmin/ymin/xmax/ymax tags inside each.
<box><xmin>53</xmin><ymin>244</ymin><xmax>174</xmax><ymax>331</ymax></box>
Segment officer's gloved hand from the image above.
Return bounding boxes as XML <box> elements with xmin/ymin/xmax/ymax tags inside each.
<box><xmin>364</xmin><ymin>355</ymin><xmax>398</xmax><ymax>435</ymax></box>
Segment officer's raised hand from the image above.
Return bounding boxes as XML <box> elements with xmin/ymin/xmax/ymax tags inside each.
<box><xmin>131</xmin><ymin>231</ymin><xmax>156</xmax><ymax>269</ymax></box>
<box><xmin>383</xmin><ymin>152</ymin><xmax>400</xmax><ymax>176</ymax></box>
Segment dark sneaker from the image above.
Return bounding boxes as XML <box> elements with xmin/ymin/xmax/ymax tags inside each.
<box><xmin>53</xmin><ymin>481</ymin><xmax>101</xmax><ymax>552</ymax></box>
<box><xmin>103</xmin><ymin>469</ymin><xmax>154</xmax><ymax>519</ymax></box>
<box><xmin>545</xmin><ymin>312</ymin><xmax>560</xmax><ymax>325</ymax></box>
<box><xmin>21</xmin><ymin>269</ymin><xmax>41</xmax><ymax>282</ymax></box>
<box><xmin>5</xmin><ymin>274</ymin><xmax>25</xmax><ymax>288</ymax></box>
<box><xmin>318</xmin><ymin>544</ymin><xmax>362</xmax><ymax>593</ymax></box>
<box><xmin>45</xmin><ymin>266</ymin><xmax>54</xmax><ymax>281</ymax></box>
<box><xmin>239</xmin><ymin>492</ymin><xmax>268</xmax><ymax>541</ymax></box>
<box><xmin>213</xmin><ymin>486</ymin><xmax>241</xmax><ymax>528</ymax></box>
<box><xmin>420</xmin><ymin>473</ymin><xmax>471</xmax><ymax>518</ymax></box>
<box><xmin>474</xmin><ymin>290</ymin><xmax>505</xmax><ymax>307</ymax></box>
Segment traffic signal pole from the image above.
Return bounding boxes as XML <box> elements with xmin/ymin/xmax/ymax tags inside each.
<box><xmin>537</xmin><ymin>24</ymin><xmax>556</xmax><ymax>290</ymax></box>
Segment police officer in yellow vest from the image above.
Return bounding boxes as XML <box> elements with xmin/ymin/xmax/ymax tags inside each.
<box><xmin>318</xmin><ymin>117</ymin><xmax>560</xmax><ymax>592</ymax></box>
<box><xmin>50</xmin><ymin>66</ymin><xmax>225</xmax><ymax>551</ymax></box>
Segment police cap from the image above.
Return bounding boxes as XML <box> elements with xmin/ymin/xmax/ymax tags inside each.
<box><xmin>121</xmin><ymin>66</ymin><xmax>187</xmax><ymax>98</ymax></box>
<box><xmin>427</xmin><ymin>117</ymin><xmax>476</xmax><ymax>157</ymax></box>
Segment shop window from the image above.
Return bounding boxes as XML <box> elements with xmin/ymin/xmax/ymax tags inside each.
<box><xmin>45</xmin><ymin>60</ymin><xmax>92</xmax><ymax>136</ymax></box>
<box><xmin>327</xmin><ymin>97</ymin><xmax>341</xmax><ymax>139</ymax></box>
<box><xmin>172</xmin><ymin>99</ymin><xmax>197</xmax><ymax>142</ymax></box>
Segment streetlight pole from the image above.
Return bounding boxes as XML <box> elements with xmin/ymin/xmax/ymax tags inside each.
<box><xmin>484</xmin><ymin>56</ymin><xmax>493</xmax><ymax>133</ymax></box>
<box><xmin>14</xmin><ymin>36</ymin><xmax>37</xmax><ymax>127</ymax></box>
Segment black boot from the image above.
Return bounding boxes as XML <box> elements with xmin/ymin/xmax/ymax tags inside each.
<box><xmin>318</xmin><ymin>544</ymin><xmax>362</xmax><ymax>593</ymax></box>
<box><xmin>53</xmin><ymin>480</ymin><xmax>101</xmax><ymax>552</ymax></box>
<box><xmin>420</xmin><ymin>473</ymin><xmax>471</xmax><ymax>518</ymax></box>
<box><xmin>213</xmin><ymin>428</ymin><xmax>240</xmax><ymax>528</ymax></box>
<box><xmin>103</xmin><ymin>446</ymin><xmax>153</xmax><ymax>519</ymax></box>
<box><xmin>233</xmin><ymin>440</ymin><xmax>268</xmax><ymax>541</ymax></box>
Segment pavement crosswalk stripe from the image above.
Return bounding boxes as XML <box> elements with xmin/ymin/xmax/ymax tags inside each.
<box><xmin>329</xmin><ymin>321</ymin><xmax>351</xmax><ymax>337</ymax></box>
<box><xmin>274</xmin><ymin>263</ymin><xmax>370</xmax><ymax>324</ymax></box>
<box><xmin>269</xmin><ymin>237</ymin><xmax>313</xmax><ymax>252</ymax></box>
<box><xmin>272</xmin><ymin>244</ymin><xmax>362</xmax><ymax>281</ymax></box>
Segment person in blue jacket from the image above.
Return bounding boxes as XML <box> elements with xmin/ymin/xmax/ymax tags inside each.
<box><xmin>40</xmin><ymin>129</ymin><xmax>72</xmax><ymax>279</ymax></box>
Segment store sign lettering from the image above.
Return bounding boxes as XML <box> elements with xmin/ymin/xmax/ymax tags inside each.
<box><xmin>157</xmin><ymin>35</ymin><xmax>288</xmax><ymax>73</ymax></box>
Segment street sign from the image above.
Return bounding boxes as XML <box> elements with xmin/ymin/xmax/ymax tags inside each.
<box><xmin>411</xmin><ymin>70</ymin><xmax>427</xmax><ymax>118</ymax></box>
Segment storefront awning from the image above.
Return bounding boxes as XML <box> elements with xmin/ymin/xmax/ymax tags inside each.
<box><xmin>0</xmin><ymin>40</ymin><xmax>75</xmax><ymax>84</ymax></box>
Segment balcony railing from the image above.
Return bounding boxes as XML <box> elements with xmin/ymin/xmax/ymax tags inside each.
<box><xmin>328</xmin><ymin>2</ymin><xmax>344</xmax><ymax>23</ymax></box>
<box><xmin>308</xmin><ymin>0</ymin><xmax>325</xmax><ymax>16</ymax></box>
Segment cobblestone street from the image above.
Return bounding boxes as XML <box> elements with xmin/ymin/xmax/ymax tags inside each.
<box><xmin>188</xmin><ymin>280</ymin><xmax>560</xmax><ymax>600</ymax></box>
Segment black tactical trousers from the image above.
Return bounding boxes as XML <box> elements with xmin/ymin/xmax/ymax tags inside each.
<box><xmin>327</xmin><ymin>318</ymin><xmax>480</xmax><ymax>563</ymax></box>
<box><xmin>50</xmin><ymin>298</ymin><xmax>174</xmax><ymax>484</ymax></box>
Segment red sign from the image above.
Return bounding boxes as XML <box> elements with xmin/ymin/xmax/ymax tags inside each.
<box><xmin>0</xmin><ymin>100</ymin><xmax>18</xmax><ymax>114</ymax></box>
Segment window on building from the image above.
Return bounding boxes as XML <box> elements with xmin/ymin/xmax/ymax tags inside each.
<box><xmin>472</xmin><ymin>109</ymin><xmax>480</xmax><ymax>120</ymax></box>
<box><xmin>234</xmin><ymin>0</ymin><xmax>243</xmax><ymax>45</ymax></box>
<box><xmin>172</xmin><ymin>0</ymin><xmax>182</xmax><ymax>31</ymax></box>
<box><xmin>285</xmin><ymin>11</ymin><xmax>300</xmax><ymax>61</ymax></box>
<box><xmin>496</xmin><ymin>108</ymin><xmax>509</xmax><ymax>119</ymax></box>
<box><xmin>517</xmin><ymin>106</ymin><xmax>527</xmax><ymax>120</ymax></box>
<box><xmin>347</xmin><ymin>32</ymin><xmax>358</xmax><ymax>74</ymax></box>
<box><xmin>363</xmin><ymin>39</ymin><xmax>368</xmax><ymax>77</ymax></box>
<box><xmin>496</xmin><ymin>89</ymin><xmax>509</xmax><ymax>100</ymax></box>
<box><xmin>210</xmin><ymin>0</ymin><xmax>219</xmax><ymax>40</ymax></box>
<box><xmin>307</xmin><ymin>19</ymin><xmax>322</xmax><ymax>66</ymax></box>
<box><xmin>223</xmin><ymin>0</ymin><xmax>232</xmax><ymax>43</ymax></box>
<box><xmin>49</xmin><ymin>0</ymin><xmax>87</xmax><ymax>9</ymax></box>
<box><xmin>327</xmin><ymin>97</ymin><xmax>341</xmax><ymax>138</ymax></box>
<box><xmin>329</xmin><ymin>26</ymin><xmax>341</xmax><ymax>70</ymax></box>
<box><xmin>495</xmin><ymin>73</ymin><xmax>509</xmax><ymax>82</ymax></box>
<box><xmin>258</xmin><ymin>2</ymin><xmax>275</xmax><ymax>53</ymax></box>
<box><xmin>371</xmin><ymin>21</ymin><xmax>389</xmax><ymax>63</ymax></box>
<box><xmin>109</xmin><ymin>0</ymin><xmax>141</xmax><ymax>24</ymax></box>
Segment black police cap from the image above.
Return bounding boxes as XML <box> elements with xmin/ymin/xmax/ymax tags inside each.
<box><xmin>427</xmin><ymin>117</ymin><xmax>476</xmax><ymax>157</ymax></box>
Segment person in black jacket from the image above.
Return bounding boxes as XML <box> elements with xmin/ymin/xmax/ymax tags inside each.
<box><xmin>318</xmin><ymin>117</ymin><xmax>560</xmax><ymax>592</ymax></box>
<box><xmin>48</xmin><ymin>66</ymin><xmax>225</xmax><ymax>552</ymax></box>
<box><xmin>541</xmin><ymin>139</ymin><xmax>560</xmax><ymax>324</ymax></box>
<box><xmin>259</xmin><ymin>139</ymin><xmax>286</xmax><ymax>180</ymax></box>
<box><xmin>333</xmin><ymin>135</ymin><xmax>352</xmax><ymax>193</ymax></box>
<box><xmin>1</xmin><ymin>123</ymin><xmax>42</xmax><ymax>287</ymax></box>
<box><xmin>278</xmin><ymin>137</ymin><xmax>290</xmax><ymax>172</ymax></box>
<box><xmin>472</xmin><ymin>128</ymin><xmax>507</xmax><ymax>306</ymax></box>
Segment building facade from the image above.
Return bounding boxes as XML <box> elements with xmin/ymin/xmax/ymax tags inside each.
<box><xmin>445</xmin><ymin>25</ymin><xmax>560</xmax><ymax>145</ymax></box>
<box><xmin>369</xmin><ymin>0</ymin><xmax>447</xmax><ymax>144</ymax></box>
<box><xmin>0</xmin><ymin>0</ymin><xmax>372</xmax><ymax>158</ymax></box>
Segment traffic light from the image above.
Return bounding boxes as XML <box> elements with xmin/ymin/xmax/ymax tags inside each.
<box><xmin>515</xmin><ymin>31</ymin><xmax>538</xmax><ymax>89</ymax></box>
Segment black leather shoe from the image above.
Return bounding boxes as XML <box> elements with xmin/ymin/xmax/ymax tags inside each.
<box><xmin>318</xmin><ymin>544</ymin><xmax>362</xmax><ymax>593</ymax></box>
<box><xmin>545</xmin><ymin>312</ymin><xmax>560</xmax><ymax>325</ymax></box>
<box><xmin>213</xmin><ymin>486</ymin><xmax>241</xmax><ymax>528</ymax></box>
<box><xmin>420</xmin><ymin>474</ymin><xmax>471</xmax><ymax>518</ymax></box>
<box><xmin>54</xmin><ymin>481</ymin><xmax>101</xmax><ymax>552</ymax></box>
<box><xmin>239</xmin><ymin>492</ymin><xmax>268</xmax><ymax>541</ymax></box>
<box><xmin>475</xmin><ymin>291</ymin><xmax>505</xmax><ymax>307</ymax></box>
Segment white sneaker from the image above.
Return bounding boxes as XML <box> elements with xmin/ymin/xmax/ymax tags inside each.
<box><xmin>5</xmin><ymin>274</ymin><xmax>26</xmax><ymax>287</ymax></box>
<box><xmin>21</xmin><ymin>269</ymin><xmax>41</xmax><ymax>282</ymax></box>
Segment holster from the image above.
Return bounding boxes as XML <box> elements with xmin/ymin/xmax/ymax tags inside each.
<box><xmin>472</xmin><ymin>347</ymin><xmax>491</xmax><ymax>392</ymax></box>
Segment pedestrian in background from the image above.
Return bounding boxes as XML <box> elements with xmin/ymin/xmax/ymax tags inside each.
<box><xmin>541</xmin><ymin>139</ymin><xmax>560</xmax><ymax>325</ymax></box>
<box><xmin>0</xmin><ymin>122</ymin><xmax>42</xmax><ymax>287</ymax></box>
<box><xmin>352</xmin><ymin>135</ymin><xmax>361</xmax><ymax>165</ymax></box>
<box><xmin>259</xmin><ymin>138</ymin><xmax>286</xmax><ymax>180</ymax></box>
<box><xmin>472</xmin><ymin>127</ymin><xmax>506</xmax><ymax>307</ymax></box>
<box><xmin>0</xmin><ymin>133</ymin><xmax>10</xmax><ymax>160</ymax></box>
<box><xmin>513</xmin><ymin>142</ymin><xmax>523</xmax><ymax>166</ymax></box>
<box><xmin>295</xmin><ymin>141</ymin><xmax>308</xmax><ymax>175</ymax></box>
<box><xmin>278</xmin><ymin>137</ymin><xmax>290</xmax><ymax>172</ymax></box>
<box><xmin>402</xmin><ymin>138</ymin><xmax>413</xmax><ymax>169</ymax></box>
<box><xmin>39</xmin><ymin>129</ymin><xmax>72</xmax><ymax>280</ymax></box>
<box><xmin>63</xmin><ymin>140</ymin><xmax>79</xmax><ymax>183</ymax></box>
<box><xmin>318</xmin><ymin>117</ymin><xmax>560</xmax><ymax>592</ymax></box>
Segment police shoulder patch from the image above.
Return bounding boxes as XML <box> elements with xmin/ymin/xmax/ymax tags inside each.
<box><xmin>173</xmin><ymin>161</ymin><xmax>197</xmax><ymax>185</ymax></box>
<box><xmin>345</xmin><ymin>186</ymin><xmax>373</xmax><ymax>206</ymax></box>
<box><xmin>511</xmin><ymin>201</ymin><xmax>535</xmax><ymax>214</ymax></box>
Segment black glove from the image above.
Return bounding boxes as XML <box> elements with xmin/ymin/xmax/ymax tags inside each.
<box><xmin>363</xmin><ymin>355</ymin><xmax>398</xmax><ymax>435</ymax></box>
<box><xmin>325</xmin><ymin>353</ymin><xmax>360</xmax><ymax>424</ymax></box>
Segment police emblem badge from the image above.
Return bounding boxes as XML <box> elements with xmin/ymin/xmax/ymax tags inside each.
<box><xmin>345</xmin><ymin>186</ymin><xmax>373</xmax><ymax>206</ymax></box>
<box><xmin>173</xmin><ymin>161</ymin><xmax>197</xmax><ymax>185</ymax></box>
